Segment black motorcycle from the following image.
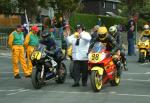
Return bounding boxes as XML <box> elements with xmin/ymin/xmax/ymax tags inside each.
<box><xmin>30</xmin><ymin>44</ymin><xmax>67</xmax><ymax>89</ymax></box>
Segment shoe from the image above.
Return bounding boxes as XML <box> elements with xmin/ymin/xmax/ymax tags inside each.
<box><xmin>14</xmin><ymin>74</ymin><xmax>21</xmax><ymax>79</ymax></box>
<box><xmin>72</xmin><ymin>83</ymin><xmax>80</xmax><ymax>87</ymax></box>
<box><xmin>25</xmin><ymin>75</ymin><xmax>31</xmax><ymax>78</ymax></box>
<box><xmin>124</xmin><ymin>65</ymin><xmax>128</xmax><ymax>71</ymax></box>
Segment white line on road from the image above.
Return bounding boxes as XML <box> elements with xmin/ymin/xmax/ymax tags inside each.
<box><xmin>123</xmin><ymin>72</ymin><xmax>150</xmax><ymax>75</ymax></box>
<box><xmin>0</xmin><ymin>88</ymin><xmax>25</xmax><ymax>92</ymax></box>
<box><xmin>6</xmin><ymin>89</ymin><xmax>29</xmax><ymax>96</ymax></box>
<box><xmin>122</xmin><ymin>78</ymin><xmax>150</xmax><ymax>82</ymax></box>
<box><xmin>27</xmin><ymin>90</ymin><xmax>150</xmax><ymax>97</ymax></box>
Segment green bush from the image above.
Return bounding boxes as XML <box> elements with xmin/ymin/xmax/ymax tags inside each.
<box><xmin>69</xmin><ymin>13</ymin><xmax>128</xmax><ymax>31</ymax></box>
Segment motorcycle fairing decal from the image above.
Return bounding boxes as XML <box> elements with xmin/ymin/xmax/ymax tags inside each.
<box><xmin>91</xmin><ymin>67</ymin><xmax>104</xmax><ymax>75</ymax></box>
<box><xmin>31</xmin><ymin>51</ymin><xmax>42</xmax><ymax>60</ymax></box>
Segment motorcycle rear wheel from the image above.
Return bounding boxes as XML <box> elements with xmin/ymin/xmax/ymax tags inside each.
<box><xmin>91</xmin><ymin>70</ymin><xmax>103</xmax><ymax>92</ymax></box>
<box><xmin>110</xmin><ymin>72</ymin><xmax>120</xmax><ymax>86</ymax></box>
<box><xmin>31</xmin><ymin>68</ymin><xmax>42</xmax><ymax>89</ymax></box>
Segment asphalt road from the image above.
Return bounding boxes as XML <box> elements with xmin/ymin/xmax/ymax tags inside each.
<box><xmin>0</xmin><ymin>50</ymin><xmax>150</xmax><ymax>103</ymax></box>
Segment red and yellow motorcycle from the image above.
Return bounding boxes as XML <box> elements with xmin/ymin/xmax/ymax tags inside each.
<box><xmin>88</xmin><ymin>42</ymin><xmax>121</xmax><ymax>92</ymax></box>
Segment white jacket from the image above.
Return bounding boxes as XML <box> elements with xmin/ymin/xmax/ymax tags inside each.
<box><xmin>67</xmin><ymin>31</ymin><xmax>91</xmax><ymax>60</ymax></box>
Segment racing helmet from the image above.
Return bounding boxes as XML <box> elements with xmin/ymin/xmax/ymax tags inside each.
<box><xmin>143</xmin><ymin>24</ymin><xmax>149</xmax><ymax>34</ymax></box>
<box><xmin>109</xmin><ymin>26</ymin><xmax>117</xmax><ymax>36</ymax></box>
<box><xmin>144</xmin><ymin>24</ymin><xmax>149</xmax><ymax>30</ymax></box>
<box><xmin>97</xmin><ymin>26</ymin><xmax>108</xmax><ymax>40</ymax></box>
<box><xmin>31</xmin><ymin>25</ymin><xmax>39</xmax><ymax>33</ymax></box>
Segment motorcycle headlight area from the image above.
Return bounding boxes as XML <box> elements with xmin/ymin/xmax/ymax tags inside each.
<box><xmin>88</xmin><ymin>52</ymin><xmax>106</xmax><ymax>63</ymax></box>
<box><xmin>31</xmin><ymin>51</ymin><xmax>43</xmax><ymax>60</ymax></box>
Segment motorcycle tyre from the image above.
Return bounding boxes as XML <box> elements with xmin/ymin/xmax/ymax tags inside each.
<box><xmin>91</xmin><ymin>70</ymin><xmax>103</xmax><ymax>92</ymax></box>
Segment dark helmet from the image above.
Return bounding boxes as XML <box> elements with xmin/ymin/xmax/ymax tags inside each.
<box><xmin>75</xmin><ymin>24</ymin><xmax>85</xmax><ymax>31</ymax></box>
<box><xmin>41</xmin><ymin>30</ymin><xmax>50</xmax><ymax>38</ymax></box>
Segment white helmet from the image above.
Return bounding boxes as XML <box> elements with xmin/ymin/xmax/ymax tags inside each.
<box><xmin>109</xmin><ymin>26</ymin><xmax>117</xmax><ymax>36</ymax></box>
<box><xmin>144</xmin><ymin>24</ymin><xmax>149</xmax><ymax>30</ymax></box>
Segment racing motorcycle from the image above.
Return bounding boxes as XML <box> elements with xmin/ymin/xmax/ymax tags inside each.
<box><xmin>88</xmin><ymin>42</ymin><xmax>122</xmax><ymax>92</ymax></box>
<box><xmin>137</xmin><ymin>35</ymin><xmax>150</xmax><ymax>63</ymax></box>
<box><xmin>30</xmin><ymin>44</ymin><xmax>67</xmax><ymax>89</ymax></box>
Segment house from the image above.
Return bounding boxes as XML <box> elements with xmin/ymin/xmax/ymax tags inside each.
<box><xmin>82</xmin><ymin>0</ymin><xmax>121</xmax><ymax>16</ymax></box>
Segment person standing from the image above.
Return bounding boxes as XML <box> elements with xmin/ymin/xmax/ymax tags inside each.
<box><xmin>65</xmin><ymin>24</ymin><xmax>91</xmax><ymax>87</ymax></box>
<box><xmin>24</xmin><ymin>26</ymin><xmax>39</xmax><ymax>74</ymax></box>
<box><xmin>127</xmin><ymin>18</ymin><xmax>135</xmax><ymax>56</ymax></box>
<box><xmin>8</xmin><ymin>25</ymin><xmax>31</xmax><ymax>78</ymax></box>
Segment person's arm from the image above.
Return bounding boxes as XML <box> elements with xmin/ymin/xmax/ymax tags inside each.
<box><xmin>8</xmin><ymin>33</ymin><xmax>14</xmax><ymax>49</ymax></box>
<box><xmin>24</xmin><ymin>34</ymin><xmax>30</xmax><ymax>48</ymax></box>
<box><xmin>108</xmin><ymin>35</ymin><xmax>119</xmax><ymax>54</ymax></box>
<box><xmin>66</xmin><ymin>34</ymin><xmax>75</xmax><ymax>44</ymax></box>
<box><xmin>80</xmin><ymin>31</ymin><xmax>91</xmax><ymax>42</ymax></box>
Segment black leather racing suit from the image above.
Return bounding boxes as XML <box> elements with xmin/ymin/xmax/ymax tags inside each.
<box><xmin>113</xmin><ymin>31</ymin><xmax>128</xmax><ymax>71</ymax></box>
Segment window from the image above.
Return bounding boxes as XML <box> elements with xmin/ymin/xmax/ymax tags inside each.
<box><xmin>113</xmin><ymin>3</ymin><xmax>116</xmax><ymax>9</ymax></box>
<box><xmin>103</xmin><ymin>2</ymin><xmax>106</xmax><ymax>8</ymax></box>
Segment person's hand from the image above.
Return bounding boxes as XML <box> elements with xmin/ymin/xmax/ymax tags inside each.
<box><xmin>116</xmin><ymin>50</ymin><xmax>121</xmax><ymax>56</ymax></box>
<box><xmin>63</xmin><ymin>31</ymin><xmax>68</xmax><ymax>37</ymax></box>
<box><xmin>74</xmin><ymin>32</ymin><xmax>80</xmax><ymax>39</ymax></box>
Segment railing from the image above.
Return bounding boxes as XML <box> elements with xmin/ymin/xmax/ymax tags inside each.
<box><xmin>0</xmin><ymin>33</ymin><xmax>9</xmax><ymax>48</ymax></box>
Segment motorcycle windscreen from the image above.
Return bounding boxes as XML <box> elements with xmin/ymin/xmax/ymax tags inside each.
<box><xmin>36</xmin><ymin>43</ymin><xmax>46</xmax><ymax>52</ymax></box>
<box><xmin>88</xmin><ymin>42</ymin><xmax>106</xmax><ymax>63</ymax></box>
<box><xmin>91</xmin><ymin>42</ymin><xmax>106</xmax><ymax>53</ymax></box>
<box><xmin>141</xmin><ymin>36</ymin><xmax>150</xmax><ymax>42</ymax></box>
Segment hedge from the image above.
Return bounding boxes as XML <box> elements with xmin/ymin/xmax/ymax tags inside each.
<box><xmin>69</xmin><ymin>13</ymin><xmax>147</xmax><ymax>31</ymax></box>
<box><xmin>69</xmin><ymin>13</ymin><xmax>127</xmax><ymax>31</ymax></box>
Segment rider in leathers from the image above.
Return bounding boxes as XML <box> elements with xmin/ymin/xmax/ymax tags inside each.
<box><xmin>90</xmin><ymin>26</ymin><xmax>121</xmax><ymax>76</ymax></box>
<box><xmin>109</xmin><ymin>25</ymin><xmax>128</xmax><ymax>71</ymax></box>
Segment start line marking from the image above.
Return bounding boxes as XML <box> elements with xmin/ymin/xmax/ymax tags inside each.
<box><xmin>23</xmin><ymin>90</ymin><xmax>150</xmax><ymax>97</ymax></box>
<box><xmin>1</xmin><ymin>88</ymin><xmax>150</xmax><ymax>97</ymax></box>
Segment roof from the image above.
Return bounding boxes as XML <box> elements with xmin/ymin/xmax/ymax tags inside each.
<box><xmin>106</xmin><ymin>0</ymin><xmax>121</xmax><ymax>3</ymax></box>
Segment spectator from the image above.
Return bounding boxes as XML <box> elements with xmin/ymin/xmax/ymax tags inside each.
<box><xmin>97</xmin><ymin>17</ymin><xmax>102</xmax><ymax>26</ymax></box>
<box><xmin>64</xmin><ymin>24</ymin><xmax>91</xmax><ymax>87</ymax></box>
<box><xmin>8</xmin><ymin>25</ymin><xmax>31</xmax><ymax>78</ymax></box>
<box><xmin>24</xmin><ymin>26</ymin><xmax>39</xmax><ymax>74</ymax></box>
<box><xmin>127</xmin><ymin>17</ymin><xmax>136</xmax><ymax>56</ymax></box>
<box><xmin>90</xmin><ymin>25</ymin><xmax>99</xmax><ymax>43</ymax></box>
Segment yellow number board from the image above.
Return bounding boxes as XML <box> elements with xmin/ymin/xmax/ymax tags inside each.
<box><xmin>89</xmin><ymin>53</ymin><xmax>101</xmax><ymax>63</ymax></box>
<box><xmin>31</xmin><ymin>51</ymin><xmax>41</xmax><ymax>60</ymax></box>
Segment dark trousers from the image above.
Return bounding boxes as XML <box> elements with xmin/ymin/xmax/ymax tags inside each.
<box><xmin>128</xmin><ymin>38</ymin><xmax>135</xmax><ymax>55</ymax></box>
<box><xmin>72</xmin><ymin>61</ymin><xmax>88</xmax><ymax>84</ymax></box>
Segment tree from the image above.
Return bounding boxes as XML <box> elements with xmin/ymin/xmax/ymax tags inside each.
<box><xmin>0</xmin><ymin>0</ymin><xmax>16</xmax><ymax>14</ymax></box>
<box><xmin>119</xmin><ymin>0</ymin><xmax>150</xmax><ymax>19</ymax></box>
<box><xmin>56</xmin><ymin>0</ymin><xmax>83</xmax><ymax>20</ymax></box>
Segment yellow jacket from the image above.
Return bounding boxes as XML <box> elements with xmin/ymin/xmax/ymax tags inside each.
<box><xmin>24</xmin><ymin>31</ymin><xmax>39</xmax><ymax>48</ymax></box>
<box><xmin>8</xmin><ymin>30</ymin><xmax>24</xmax><ymax>48</ymax></box>
<box><xmin>141</xmin><ymin>30</ymin><xmax>150</xmax><ymax>36</ymax></box>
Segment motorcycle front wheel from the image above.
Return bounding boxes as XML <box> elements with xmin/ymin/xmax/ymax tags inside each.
<box><xmin>31</xmin><ymin>68</ymin><xmax>42</xmax><ymax>89</ymax></box>
<box><xmin>55</xmin><ymin>63</ymin><xmax>67</xmax><ymax>84</ymax></box>
<box><xmin>139</xmin><ymin>52</ymin><xmax>146</xmax><ymax>63</ymax></box>
<box><xmin>90</xmin><ymin>70</ymin><xmax>103</xmax><ymax>92</ymax></box>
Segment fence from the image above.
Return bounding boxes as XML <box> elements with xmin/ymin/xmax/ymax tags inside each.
<box><xmin>0</xmin><ymin>15</ymin><xmax>21</xmax><ymax>27</ymax></box>
<box><xmin>0</xmin><ymin>33</ymin><xmax>9</xmax><ymax>48</ymax></box>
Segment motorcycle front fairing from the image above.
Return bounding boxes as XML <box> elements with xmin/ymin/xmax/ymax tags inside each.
<box><xmin>88</xmin><ymin>42</ymin><xmax>116</xmax><ymax>80</ymax></box>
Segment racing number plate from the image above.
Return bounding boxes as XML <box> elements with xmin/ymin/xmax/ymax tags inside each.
<box><xmin>31</xmin><ymin>51</ymin><xmax>41</xmax><ymax>60</ymax></box>
<box><xmin>89</xmin><ymin>53</ymin><xmax>101</xmax><ymax>63</ymax></box>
